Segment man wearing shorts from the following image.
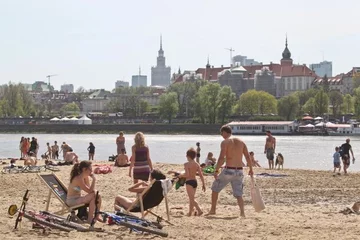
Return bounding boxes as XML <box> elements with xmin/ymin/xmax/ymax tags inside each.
<box><xmin>341</xmin><ymin>138</ymin><xmax>355</xmax><ymax>174</ymax></box>
<box><xmin>264</xmin><ymin>130</ymin><xmax>276</xmax><ymax>169</ymax></box>
<box><xmin>207</xmin><ymin>125</ymin><xmax>253</xmax><ymax>217</ymax></box>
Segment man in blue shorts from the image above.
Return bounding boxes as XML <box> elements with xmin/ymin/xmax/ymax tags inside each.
<box><xmin>207</xmin><ymin>125</ymin><xmax>253</xmax><ymax>217</ymax></box>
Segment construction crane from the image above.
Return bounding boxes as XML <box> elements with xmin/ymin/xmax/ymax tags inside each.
<box><xmin>46</xmin><ymin>74</ymin><xmax>57</xmax><ymax>86</ymax></box>
<box><xmin>225</xmin><ymin>47</ymin><xmax>235</xmax><ymax>67</ymax></box>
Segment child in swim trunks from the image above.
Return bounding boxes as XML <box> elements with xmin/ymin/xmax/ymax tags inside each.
<box><xmin>333</xmin><ymin>146</ymin><xmax>341</xmax><ymax>175</ymax></box>
<box><xmin>180</xmin><ymin>147</ymin><xmax>206</xmax><ymax>216</ymax></box>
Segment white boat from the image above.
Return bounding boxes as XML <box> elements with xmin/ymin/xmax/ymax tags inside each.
<box><xmin>227</xmin><ymin>121</ymin><xmax>296</xmax><ymax>135</ymax></box>
<box><xmin>327</xmin><ymin>123</ymin><xmax>360</xmax><ymax>135</ymax></box>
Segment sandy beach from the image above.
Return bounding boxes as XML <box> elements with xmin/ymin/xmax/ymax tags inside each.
<box><xmin>1</xmin><ymin>160</ymin><xmax>360</xmax><ymax>240</ymax></box>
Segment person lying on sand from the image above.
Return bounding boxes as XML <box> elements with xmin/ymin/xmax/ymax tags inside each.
<box><xmin>114</xmin><ymin>169</ymin><xmax>166</xmax><ymax>211</ymax></box>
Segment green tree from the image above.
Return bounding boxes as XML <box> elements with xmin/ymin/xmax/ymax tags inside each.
<box><xmin>277</xmin><ymin>94</ymin><xmax>299</xmax><ymax>120</ymax></box>
<box><xmin>314</xmin><ymin>89</ymin><xmax>329</xmax><ymax>116</ymax></box>
<box><xmin>237</xmin><ymin>90</ymin><xmax>260</xmax><ymax>116</ymax></box>
<box><xmin>61</xmin><ymin>102</ymin><xmax>80</xmax><ymax>115</ymax></box>
<box><xmin>158</xmin><ymin>92</ymin><xmax>179</xmax><ymax>124</ymax></box>
<box><xmin>303</xmin><ymin>97</ymin><xmax>316</xmax><ymax>116</ymax></box>
<box><xmin>139</xmin><ymin>100</ymin><xmax>150</xmax><ymax>116</ymax></box>
<box><xmin>343</xmin><ymin>94</ymin><xmax>354</xmax><ymax>114</ymax></box>
<box><xmin>322</xmin><ymin>74</ymin><xmax>330</xmax><ymax>93</ymax></box>
<box><xmin>196</xmin><ymin>83</ymin><xmax>223</xmax><ymax>124</ymax></box>
<box><xmin>236</xmin><ymin>90</ymin><xmax>277</xmax><ymax>116</ymax></box>
<box><xmin>258</xmin><ymin>91</ymin><xmax>277</xmax><ymax>115</ymax></box>
<box><xmin>168</xmin><ymin>82</ymin><xmax>197</xmax><ymax>117</ymax></box>
<box><xmin>217</xmin><ymin>86</ymin><xmax>236</xmax><ymax>124</ymax></box>
<box><xmin>328</xmin><ymin>90</ymin><xmax>343</xmax><ymax>118</ymax></box>
<box><xmin>353</xmin><ymin>87</ymin><xmax>360</xmax><ymax>116</ymax></box>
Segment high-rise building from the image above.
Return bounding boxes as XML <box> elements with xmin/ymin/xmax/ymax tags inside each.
<box><xmin>151</xmin><ymin>36</ymin><xmax>171</xmax><ymax>87</ymax></box>
<box><xmin>309</xmin><ymin>61</ymin><xmax>332</xmax><ymax>77</ymax></box>
<box><xmin>115</xmin><ymin>80</ymin><xmax>129</xmax><ymax>88</ymax></box>
<box><xmin>132</xmin><ymin>67</ymin><xmax>147</xmax><ymax>87</ymax></box>
<box><xmin>232</xmin><ymin>55</ymin><xmax>260</xmax><ymax>66</ymax></box>
<box><xmin>60</xmin><ymin>84</ymin><xmax>74</xmax><ymax>93</ymax></box>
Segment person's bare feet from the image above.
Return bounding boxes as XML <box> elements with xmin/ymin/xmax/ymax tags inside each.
<box><xmin>197</xmin><ymin>210</ymin><xmax>203</xmax><ymax>216</ymax></box>
<box><xmin>240</xmin><ymin>212</ymin><xmax>245</xmax><ymax>218</ymax></box>
<box><xmin>205</xmin><ymin>211</ymin><xmax>216</xmax><ymax>216</ymax></box>
<box><xmin>187</xmin><ymin>212</ymin><xmax>192</xmax><ymax>217</ymax></box>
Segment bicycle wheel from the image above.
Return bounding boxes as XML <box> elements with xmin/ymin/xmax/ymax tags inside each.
<box><xmin>2</xmin><ymin>167</ymin><xmax>20</xmax><ymax>174</ymax></box>
<box><xmin>118</xmin><ymin>220</ymin><xmax>168</xmax><ymax>237</ymax></box>
<box><xmin>45</xmin><ymin>165</ymin><xmax>60</xmax><ymax>172</ymax></box>
<box><xmin>23</xmin><ymin>212</ymin><xmax>73</xmax><ymax>232</ymax></box>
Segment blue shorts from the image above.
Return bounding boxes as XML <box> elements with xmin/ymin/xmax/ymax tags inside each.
<box><xmin>211</xmin><ymin>168</ymin><xmax>244</xmax><ymax>197</ymax></box>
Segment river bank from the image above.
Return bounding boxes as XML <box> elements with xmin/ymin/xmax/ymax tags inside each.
<box><xmin>0</xmin><ymin>124</ymin><xmax>222</xmax><ymax>134</ymax></box>
<box><xmin>0</xmin><ymin>161</ymin><xmax>359</xmax><ymax>239</ymax></box>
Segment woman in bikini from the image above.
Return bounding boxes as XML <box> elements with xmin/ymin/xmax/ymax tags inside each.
<box><xmin>129</xmin><ymin>132</ymin><xmax>153</xmax><ymax>184</ymax></box>
<box><xmin>116</xmin><ymin>132</ymin><xmax>126</xmax><ymax>155</ymax></box>
<box><xmin>181</xmin><ymin>148</ymin><xmax>206</xmax><ymax>216</ymax></box>
<box><xmin>66</xmin><ymin>161</ymin><xmax>102</xmax><ymax>223</ymax></box>
<box><xmin>114</xmin><ymin>169</ymin><xmax>166</xmax><ymax>211</ymax></box>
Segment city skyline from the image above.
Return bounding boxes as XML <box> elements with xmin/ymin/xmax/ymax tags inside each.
<box><xmin>0</xmin><ymin>0</ymin><xmax>359</xmax><ymax>91</ymax></box>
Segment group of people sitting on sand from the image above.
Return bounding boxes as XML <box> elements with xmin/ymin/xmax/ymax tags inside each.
<box><xmin>66</xmin><ymin>126</ymin><xmax>255</xmax><ymax>223</ymax></box>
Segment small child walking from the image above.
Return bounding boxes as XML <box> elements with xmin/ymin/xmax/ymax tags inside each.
<box><xmin>181</xmin><ymin>147</ymin><xmax>206</xmax><ymax>216</ymax></box>
<box><xmin>333</xmin><ymin>146</ymin><xmax>341</xmax><ymax>175</ymax></box>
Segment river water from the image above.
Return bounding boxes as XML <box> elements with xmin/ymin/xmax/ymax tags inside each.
<box><xmin>2</xmin><ymin>134</ymin><xmax>360</xmax><ymax>171</ymax></box>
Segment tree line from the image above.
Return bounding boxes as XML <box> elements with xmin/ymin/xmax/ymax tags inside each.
<box><xmin>0</xmin><ymin>81</ymin><xmax>358</xmax><ymax>123</ymax></box>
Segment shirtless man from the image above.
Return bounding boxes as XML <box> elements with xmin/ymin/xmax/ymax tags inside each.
<box><xmin>115</xmin><ymin>149</ymin><xmax>130</xmax><ymax>167</ymax></box>
<box><xmin>51</xmin><ymin>141</ymin><xmax>59</xmax><ymax>160</ymax></box>
<box><xmin>64</xmin><ymin>149</ymin><xmax>79</xmax><ymax>164</ymax></box>
<box><xmin>264</xmin><ymin>130</ymin><xmax>276</xmax><ymax>169</ymax></box>
<box><xmin>207</xmin><ymin>125</ymin><xmax>253</xmax><ymax>217</ymax></box>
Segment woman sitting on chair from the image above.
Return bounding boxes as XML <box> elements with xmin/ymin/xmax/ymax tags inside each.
<box><xmin>66</xmin><ymin>161</ymin><xmax>102</xmax><ymax>223</ymax></box>
<box><xmin>114</xmin><ymin>169</ymin><xmax>166</xmax><ymax>211</ymax></box>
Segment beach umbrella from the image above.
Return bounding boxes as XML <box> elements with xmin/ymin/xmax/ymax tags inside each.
<box><xmin>60</xmin><ymin>117</ymin><xmax>70</xmax><ymax>121</ymax></box>
<box><xmin>305</xmin><ymin>124</ymin><xmax>315</xmax><ymax>128</ymax></box>
<box><xmin>325</xmin><ymin>122</ymin><xmax>336</xmax><ymax>127</ymax></box>
<box><xmin>315</xmin><ymin>122</ymin><xmax>325</xmax><ymax>127</ymax></box>
<box><xmin>50</xmin><ymin>117</ymin><xmax>60</xmax><ymax>121</ymax></box>
<box><xmin>314</xmin><ymin>116</ymin><xmax>323</xmax><ymax>120</ymax></box>
<box><xmin>302</xmin><ymin>116</ymin><xmax>313</xmax><ymax>120</ymax></box>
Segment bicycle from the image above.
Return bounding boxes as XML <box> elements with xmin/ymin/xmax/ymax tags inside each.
<box><xmin>9</xmin><ymin>190</ymin><xmax>72</xmax><ymax>232</ymax></box>
<box><xmin>98</xmin><ymin>210</ymin><xmax>168</xmax><ymax>237</ymax></box>
<box><xmin>8</xmin><ymin>190</ymin><xmax>103</xmax><ymax>233</ymax></box>
<box><xmin>2</xmin><ymin>164</ymin><xmax>60</xmax><ymax>174</ymax></box>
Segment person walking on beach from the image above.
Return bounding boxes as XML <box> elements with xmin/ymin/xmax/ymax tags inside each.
<box><xmin>340</xmin><ymin>138</ymin><xmax>355</xmax><ymax>174</ymax></box>
<box><xmin>333</xmin><ymin>147</ymin><xmax>341</xmax><ymax>175</ymax></box>
<box><xmin>181</xmin><ymin>147</ymin><xmax>206</xmax><ymax>216</ymax></box>
<box><xmin>129</xmin><ymin>132</ymin><xmax>153</xmax><ymax>184</ymax></box>
<box><xmin>116</xmin><ymin>132</ymin><xmax>126</xmax><ymax>155</ymax></box>
<box><xmin>207</xmin><ymin>125</ymin><xmax>253</xmax><ymax>217</ymax></box>
<box><xmin>264</xmin><ymin>130</ymin><xmax>276</xmax><ymax>169</ymax></box>
<box><xmin>196</xmin><ymin>142</ymin><xmax>201</xmax><ymax>164</ymax></box>
<box><xmin>87</xmin><ymin>142</ymin><xmax>95</xmax><ymax>160</ymax></box>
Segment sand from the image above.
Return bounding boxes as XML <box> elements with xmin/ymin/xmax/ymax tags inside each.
<box><xmin>1</xmin><ymin>160</ymin><xmax>360</xmax><ymax>240</ymax></box>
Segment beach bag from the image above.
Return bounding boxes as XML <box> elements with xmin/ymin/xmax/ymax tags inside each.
<box><xmin>250</xmin><ymin>176</ymin><xmax>265</xmax><ymax>212</ymax></box>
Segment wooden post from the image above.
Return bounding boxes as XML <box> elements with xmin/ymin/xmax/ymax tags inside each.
<box><xmin>45</xmin><ymin>189</ymin><xmax>52</xmax><ymax>211</ymax></box>
<box><xmin>165</xmin><ymin>196</ymin><xmax>170</xmax><ymax>221</ymax></box>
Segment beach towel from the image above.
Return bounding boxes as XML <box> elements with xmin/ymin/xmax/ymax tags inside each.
<box><xmin>250</xmin><ymin>176</ymin><xmax>265</xmax><ymax>212</ymax></box>
<box><xmin>93</xmin><ymin>165</ymin><xmax>112</xmax><ymax>174</ymax></box>
<box><xmin>160</xmin><ymin>179</ymin><xmax>173</xmax><ymax>196</ymax></box>
<box><xmin>256</xmin><ymin>173</ymin><xmax>289</xmax><ymax>177</ymax></box>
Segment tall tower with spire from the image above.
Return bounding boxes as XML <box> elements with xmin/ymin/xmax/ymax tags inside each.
<box><xmin>151</xmin><ymin>35</ymin><xmax>171</xmax><ymax>87</ymax></box>
<box><xmin>280</xmin><ymin>35</ymin><xmax>293</xmax><ymax>66</ymax></box>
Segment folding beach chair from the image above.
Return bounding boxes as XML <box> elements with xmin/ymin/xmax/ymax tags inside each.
<box><xmin>37</xmin><ymin>173</ymin><xmax>87</xmax><ymax>221</ymax></box>
<box><xmin>125</xmin><ymin>179</ymin><xmax>173</xmax><ymax>224</ymax></box>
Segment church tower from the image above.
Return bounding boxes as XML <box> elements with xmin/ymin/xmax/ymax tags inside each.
<box><xmin>280</xmin><ymin>36</ymin><xmax>293</xmax><ymax>66</ymax></box>
<box><xmin>151</xmin><ymin>35</ymin><xmax>171</xmax><ymax>87</ymax></box>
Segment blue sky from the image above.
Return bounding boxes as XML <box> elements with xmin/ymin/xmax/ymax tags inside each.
<box><xmin>0</xmin><ymin>0</ymin><xmax>359</xmax><ymax>91</ymax></box>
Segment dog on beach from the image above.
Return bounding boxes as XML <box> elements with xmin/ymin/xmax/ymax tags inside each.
<box><xmin>275</xmin><ymin>153</ymin><xmax>284</xmax><ymax>170</ymax></box>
